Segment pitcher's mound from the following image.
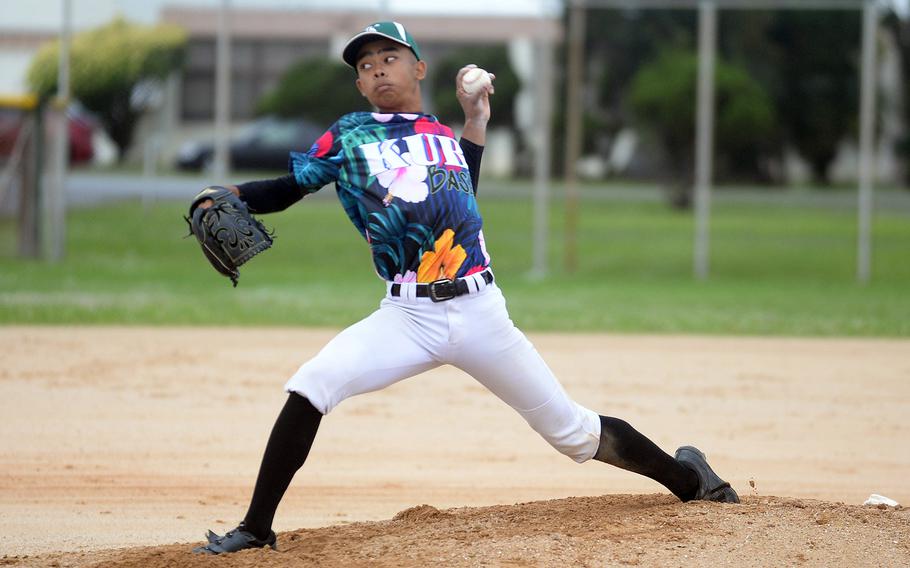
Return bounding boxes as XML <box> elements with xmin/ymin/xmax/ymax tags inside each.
<box><xmin>9</xmin><ymin>494</ymin><xmax>908</xmax><ymax>567</ymax></box>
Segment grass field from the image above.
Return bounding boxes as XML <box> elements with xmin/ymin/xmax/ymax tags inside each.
<box><xmin>1</xmin><ymin>189</ymin><xmax>908</xmax><ymax>335</ymax></box>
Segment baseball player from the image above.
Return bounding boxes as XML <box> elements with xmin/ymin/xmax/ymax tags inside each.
<box><xmin>192</xmin><ymin>21</ymin><xmax>739</xmax><ymax>555</ymax></box>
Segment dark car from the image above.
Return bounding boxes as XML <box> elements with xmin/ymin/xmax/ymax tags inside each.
<box><xmin>175</xmin><ymin>116</ymin><xmax>325</xmax><ymax>171</ymax></box>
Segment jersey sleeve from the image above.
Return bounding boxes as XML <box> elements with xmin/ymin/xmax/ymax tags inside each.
<box><xmin>237</xmin><ymin>174</ymin><xmax>303</xmax><ymax>213</ymax></box>
<box><xmin>459</xmin><ymin>138</ymin><xmax>484</xmax><ymax>195</ymax></box>
<box><xmin>288</xmin><ymin>123</ymin><xmax>344</xmax><ymax>191</ymax></box>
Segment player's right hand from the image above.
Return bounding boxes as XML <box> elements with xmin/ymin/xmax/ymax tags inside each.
<box><xmin>456</xmin><ymin>64</ymin><xmax>495</xmax><ymax>124</ymax></box>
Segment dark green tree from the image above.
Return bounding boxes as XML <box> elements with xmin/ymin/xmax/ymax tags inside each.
<box><xmin>558</xmin><ymin>8</ymin><xmax>779</xmax><ymax>181</ymax></box>
<box><xmin>883</xmin><ymin>9</ymin><xmax>910</xmax><ymax>188</ymax></box>
<box><xmin>630</xmin><ymin>49</ymin><xmax>776</xmax><ymax>206</ymax></box>
<box><xmin>27</xmin><ymin>18</ymin><xmax>186</xmax><ymax>161</ymax></box>
<box><xmin>430</xmin><ymin>46</ymin><xmax>520</xmax><ymax>128</ymax></box>
<box><xmin>592</xmin><ymin>9</ymin><xmax>696</xmax><ymax>122</ymax></box>
<box><xmin>570</xmin><ymin>9</ymin><xmax>697</xmax><ymax>174</ymax></box>
<box><xmin>766</xmin><ymin>10</ymin><xmax>862</xmax><ymax>185</ymax></box>
<box><xmin>565</xmin><ymin>7</ymin><xmax>865</xmax><ymax>187</ymax></box>
<box><xmin>256</xmin><ymin>58</ymin><xmax>368</xmax><ymax>126</ymax></box>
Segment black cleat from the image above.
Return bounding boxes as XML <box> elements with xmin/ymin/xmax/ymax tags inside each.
<box><xmin>675</xmin><ymin>445</ymin><xmax>740</xmax><ymax>503</ymax></box>
<box><xmin>192</xmin><ymin>522</ymin><xmax>277</xmax><ymax>555</ymax></box>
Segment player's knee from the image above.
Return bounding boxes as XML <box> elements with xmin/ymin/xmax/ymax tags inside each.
<box><xmin>285</xmin><ymin>362</ymin><xmax>340</xmax><ymax>415</ymax></box>
<box><xmin>551</xmin><ymin>437</ymin><xmax>597</xmax><ymax>463</ymax></box>
<box><xmin>287</xmin><ymin>391</ymin><xmax>324</xmax><ymax>416</ymax></box>
<box><xmin>286</xmin><ymin>384</ymin><xmax>331</xmax><ymax>414</ymax></box>
<box><xmin>532</xmin><ymin>421</ymin><xmax>599</xmax><ymax>463</ymax></box>
<box><xmin>525</xmin><ymin>405</ymin><xmax>600</xmax><ymax>463</ymax></box>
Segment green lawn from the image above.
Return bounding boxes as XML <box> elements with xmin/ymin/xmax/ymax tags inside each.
<box><xmin>1</xmin><ymin>192</ymin><xmax>908</xmax><ymax>336</ymax></box>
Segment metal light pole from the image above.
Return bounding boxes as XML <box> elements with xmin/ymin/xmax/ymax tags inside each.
<box><xmin>213</xmin><ymin>0</ymin><xmax>232</xmax><ymax>180</ymax></box>
<box><xmin>856</xmin><ymin>0</ymin><xmax>878</xmax><ymax>284</ymax></box>
<box><xmin>693</xmin><ymin>0</ymin><xmax>717</xmax><ymax>280</ymax></box>
<box><xmin>47</xmin><ymin>0</ymin><xmax>72</xmax><ymax>261</ymax></box>
<box><xmin>531</xmin><ymin>35</ymin><xmax>555</xmax><ymax>279</ymax></box>
<box><xmin>563</xmin><ymin>0</ymin><xmax>585</xmax><ymax>273</ymax></box>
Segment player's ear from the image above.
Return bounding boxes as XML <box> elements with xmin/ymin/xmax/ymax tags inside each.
<box><xmin>414</xmin><ymin>60</ymin><xmax>427</xmax><ymax>81</ymax></box>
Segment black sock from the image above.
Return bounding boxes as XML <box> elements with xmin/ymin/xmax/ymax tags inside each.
<box><xmin>242</xmin><ymin>393</ymin><xmax>322</xmax><ymax>539</ymax></box>
<box><xmin>593</xmin><ymin>415</ymin><xmax>698</xmax><ymax>501</ymax></box>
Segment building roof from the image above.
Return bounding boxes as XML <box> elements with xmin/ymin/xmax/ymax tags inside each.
<box><xmin>160</xmin><ymin>7</ymin><xmax>562</xmax><ymax>42</ymax></box>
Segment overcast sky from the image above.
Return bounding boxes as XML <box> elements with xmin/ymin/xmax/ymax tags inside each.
<box><xmin>0</xmin><ymin>0</ymin><xmax>906</xmax><ymax>31</ymax></box>
<box><xmin>0</xmin><ymin>0</ymin><xmax>562</xmax><ymax>30</ymax></box>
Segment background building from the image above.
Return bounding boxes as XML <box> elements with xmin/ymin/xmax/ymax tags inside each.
<box><xmin>162</xmin><ymin>7</ymin><xmax>559</xmax><ymax>122</ymax></box>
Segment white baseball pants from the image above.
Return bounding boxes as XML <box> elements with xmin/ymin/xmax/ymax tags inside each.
<box><xmin>285</xmin><ymin>275</ymin><xmax>602</xmax><ymax>462</ymax></box>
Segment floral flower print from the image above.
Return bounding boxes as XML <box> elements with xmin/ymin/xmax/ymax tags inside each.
<box><xmin>393</xmin><ymin>270</ymin><xmax>417</xmax><ymax>283</ymax></box>
<box><xmin>417</xmin><ymin>229</ymin><xmax>467</xmax><ymax>282</ymax></box>
<box><xmin>376</xmin><ymin>153</ymin><xmax>429</xmax><ymax>205</ymax></box>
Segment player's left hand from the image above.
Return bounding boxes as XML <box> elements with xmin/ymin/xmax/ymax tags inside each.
<box><xmin>456</xmin><ymin>64</ymin><xmax>495</xmax><ymax>125</ymax></box>
<box><xmin>185</xmin><ymin>186</ymin><xmax>274</xmax><ymax>287</ymax></box>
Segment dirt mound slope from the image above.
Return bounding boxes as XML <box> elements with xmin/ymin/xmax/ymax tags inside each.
<box><xmin>6</xmin><ymin>495</ymin><xmax>907</xmax><ymax>568</ymax></box>
<box><xmin>3</xmin><ymin>328</ymin><xmax>909</xmax><ymax>565</ymax></box>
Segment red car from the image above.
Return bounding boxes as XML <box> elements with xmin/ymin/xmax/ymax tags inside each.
<box><xmin>0</xmin><ymin>102</ymin><xmax>95</xmax><ymax>165</ymax></box>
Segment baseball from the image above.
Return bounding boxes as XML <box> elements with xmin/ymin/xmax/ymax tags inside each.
<box><xmin>462</xmin><ymin>67</ymin><xmax>492</xmax><ymax>95</ymax></box>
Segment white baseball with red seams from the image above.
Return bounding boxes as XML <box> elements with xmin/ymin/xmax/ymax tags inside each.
<box><xmin>462</xmin><ymin>68</ymin><xmax>492</xmax><ymax>95</ymax></box>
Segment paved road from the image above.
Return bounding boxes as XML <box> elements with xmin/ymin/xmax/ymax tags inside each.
<box><xmin>66</xmin><ymin>173</ymin><xmax>231</xmax><ymax>205</ymax></box>
<box><xmin>64</xmin><ymin>172</ymin><xmax>910</xmax><ymax>211</ymax></box>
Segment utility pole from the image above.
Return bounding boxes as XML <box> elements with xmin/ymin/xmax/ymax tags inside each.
<box><xmin>563</xmin><ymin>0</ymin><xmax>585</xmax><ymax>273</ymax></box>
<box><xmin>856</xmin><ymin>0</ymin><xmax>878</xmax><ymax>283</ymax></box>
<box><xmin>531</xmin><ymin>35</ymin><xmax>555</xmax><ymax>279</ymax></box>
<box><xmin>47</xmin><ymin>0</ymin><xmax>72</xmax><ymax>261</ymax></box>
<box><xmin>213</xmin><ymin>0</ymin><xmax>232</xmax><ymax>180</ymax></box>
<box><xmin>693</xmin><ymin>0</ymin><xmax>717</xmax><ymax>280</ymax></box>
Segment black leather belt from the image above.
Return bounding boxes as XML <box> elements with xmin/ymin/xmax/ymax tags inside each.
<box><xmin>390</xmin><ymin>270</ymin><xmax>494</xmax><ymax>302</ymax></box>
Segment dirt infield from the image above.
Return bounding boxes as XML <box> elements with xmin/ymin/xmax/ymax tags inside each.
<box><xmin>1</xmin><ymin>327</ymin><xmax>908</xmax><ymax>566</ymax></box>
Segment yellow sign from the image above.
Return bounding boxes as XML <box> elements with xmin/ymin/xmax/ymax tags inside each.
<box><xmin>0</xmin><ymin>94</ymin><xmax>39</xmax><ymax>110</ymax></box>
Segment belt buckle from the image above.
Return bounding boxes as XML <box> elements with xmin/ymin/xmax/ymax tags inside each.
<box><xmin>428</xmin><ymin>278</ymin><xmax>456</xmax><ymax>302</ymax></box>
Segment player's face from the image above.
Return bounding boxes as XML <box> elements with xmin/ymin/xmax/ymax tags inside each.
<box><xmin>355</xmin><ymin>39</ymin><xmax>427</xmax><ymax>113</ymax></box>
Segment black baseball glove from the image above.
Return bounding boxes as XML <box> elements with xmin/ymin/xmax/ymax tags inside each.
<box><xmin>185</xmin><ymin>186</ymin><xmax>274</xmax><ymax>287</ymax></box>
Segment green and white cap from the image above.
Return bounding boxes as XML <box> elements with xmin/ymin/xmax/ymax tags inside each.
<box><xmin>342</xmin><ymin>21</ymin><xmax>421</xmax><ymax>68</ymax></box>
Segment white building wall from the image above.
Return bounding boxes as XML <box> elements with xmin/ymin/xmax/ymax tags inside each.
<box><xmin>0</xmin><ymin>51</ymin><xmax>35</xmax><ymax>95</ymax></box>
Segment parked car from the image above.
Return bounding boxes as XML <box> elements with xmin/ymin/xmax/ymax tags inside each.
<box><xmin>0</xmin><ymin>101</ymin><xmax>95</xmax><ymax>165</ymax></box>
<box><xmin>175</xmin><ymin>116</ymin><xmax>325</xmax><ymax>172</ymax></box>
<box><xmin>67</xmin><ymin>104</ymin><xmax>95</xmax><ymax>163</ymax></box>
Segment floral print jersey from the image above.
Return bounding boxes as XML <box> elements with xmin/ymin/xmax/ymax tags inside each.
<box><xmin>289</xmin><ymin>112</ymin><xmax>490</xmax><ymax>283</ymax></box>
